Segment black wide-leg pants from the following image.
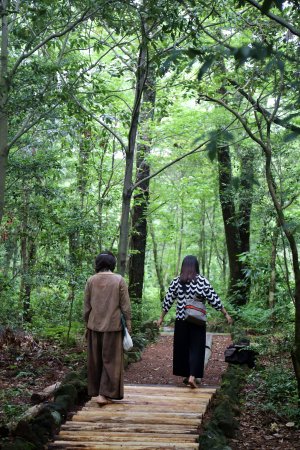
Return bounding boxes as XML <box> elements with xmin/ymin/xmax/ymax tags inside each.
<box><xmin>173</xmin><ymin>319</ymin><xmax>206</xmax><ymax>378</ymax></box>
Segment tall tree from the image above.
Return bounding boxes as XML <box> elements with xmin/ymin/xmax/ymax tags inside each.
<box><xmin>217</xmin><ymin>144</ymin><xmax>254</xmax><ymax>305</ymax></box>
<box><xmin>0</xmin><ymin>0</ymin><xmax>99</xmax><ymax>225</ymax></box>
<box><xmin>128</xmin><ymin>65</ymin><xmax>156</xmax><ymax>307</ymax></box>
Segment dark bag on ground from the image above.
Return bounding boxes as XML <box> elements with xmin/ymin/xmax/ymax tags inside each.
<box><xmin>224</xmin><ymin>338</ymin><xmax>256</xmax><ymax>368</ymax></box>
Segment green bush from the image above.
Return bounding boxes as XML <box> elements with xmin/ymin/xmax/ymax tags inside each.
<box><xmin>248</xmin><ymin>365</ymin><xmax>299</xmax><ymax>421</ymax></box>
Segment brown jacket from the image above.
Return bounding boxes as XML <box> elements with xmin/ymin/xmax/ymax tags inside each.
<box><xmin>84</xmin><ymin>272</ymin><xmax>131</xmax><ymax>332</ymax></box>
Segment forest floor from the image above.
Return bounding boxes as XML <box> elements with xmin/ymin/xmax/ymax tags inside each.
<box><xmin>0</xmin><ymin>328</ymin><xmax>299</xmax><ymax>449</ymax></box>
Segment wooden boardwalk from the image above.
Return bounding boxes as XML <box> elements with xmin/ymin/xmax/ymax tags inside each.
<box><xmin>48</xmin><ymin>384</ymin><xmax>216</xmax><ymax>449</ymax></box>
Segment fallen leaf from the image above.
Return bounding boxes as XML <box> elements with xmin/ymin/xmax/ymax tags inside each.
<box><xmin>286</xmin><ymin>422</ymin><xmax>295</xmax><ymax>428</ymax></box>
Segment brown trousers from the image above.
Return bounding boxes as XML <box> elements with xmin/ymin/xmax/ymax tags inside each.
<box><xmin>87</xmin><ymin>329</ymin><xmax>124</xmax><ymax>399</ymax></box>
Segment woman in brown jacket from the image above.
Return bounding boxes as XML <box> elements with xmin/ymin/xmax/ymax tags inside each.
<box><xmin>84</xmin><ymin>252</ymin><xmax>131</xmax><ymax>405</ymax></box>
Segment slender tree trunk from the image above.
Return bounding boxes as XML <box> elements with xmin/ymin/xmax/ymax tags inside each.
<box><xmin>239</xmin><ymin>150</ymin><xmax>254</xmax><ymax>255</ymax></box>
<box><xmin>175</xmin><ymin>204</ymin><xmax>184</xmax><ymax>275</ymax></box>
<box><xmin>207</xmin><ymin>200</ymin><xmax>216</xmax><ymax>279</ymax></box>
<box><xmin>0</xmin><ymin>0</ymin><xmax>9</xmax><ymax>225</ymax></box>
<box><xmin>268</xmin><ymin>226</ymin><xmax>279</xmax><ymax>310</ymax></box>
<box><xmin>149</xmin><ymin>217</ymin><xmax>165</xmax><ymax>302</ymax></box>
<box><xmin>264</xmin><ymin>146</ymin><xmax>300</xmax><ymax>400</ymax></box>
<box><xmin>117</xmin><ymin>33</ymin><xmax>148</xmax><ymax>275</ymax></box>
<box><xmin>198</xmin><ymin>199</ymin><xmax>206</xmax><ymax>275</ymax></box>
<box><xmin>19</xmin><ymin>187</ymin><xmax>36</xmax><ymax>322</ymax></box>
<box><xmin>66</xmin><ymin>230</ymin><xmax>79</xmax><ymax>341</ymax></box>
<box><xmin>222</xmin><ymin>241</ymin><xmax>227</xmax><ymax>284</ymax></box>
<box><xmin>78</xmin><ymin>126</ymin><xmax>91</xmax><ymax>210</ymax></box>
<box><xmin>217</xmin><ymin>145</ymin><xmax>244</xmax><ymax>303</ymax></box>
<box><xmin>128</xmin><ymin>66</ymin><xmax>156</xmax><ymax>306</ymax></box>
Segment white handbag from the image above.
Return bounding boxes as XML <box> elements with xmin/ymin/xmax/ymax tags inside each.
<box><xmin>123</xmin><ymin>327</ymin><xmax>133</xmax><ymax>351</ymax></box>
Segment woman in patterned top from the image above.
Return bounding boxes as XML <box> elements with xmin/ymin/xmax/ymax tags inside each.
<box><xmin>157</xmin><ymin>255</ymin><xmax>232</xmax><ymax>388</ymax></box>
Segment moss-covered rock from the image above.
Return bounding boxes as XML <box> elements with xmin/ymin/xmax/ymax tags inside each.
<box><xmin>30</xmin><ymin>409</ymin><xmax>57</xmax><ymax>443</ymax></box>
<box><xmin>12</xmin><ymin>420</ymin><xmax>42</xmax><ymax>448</ymax></box>
<box><xmin>1</xmin><ymin>437</ymin><xmax>36</xmax><ymax>450</ymax></box>
<box><xmin>139</xmin><ymin>320</ymin><xmax>159</xmax><ymax>341</ymax></box>
<box><xmin>199</xmin><ymin>364</ymin><xmax>249</xmax><ymax>449</ymax></box>
<box><xmin>0</xmin><ymin>369</ymin><xmax>89</xmax><ymax>450</ymax></box>
<box><xmin>54</xmin><ymin>383</ymin><xmax>77</xmax><ymax>403</ymax></box>
<box><xmin>127</xmin><ymin>351</ymin><xmax>141</xmax><ymax>364</ymax></box>
<box><xmin>198</xmin><ymin>425</ymin><xmax>230</xmax><ymax>450</ymax></box>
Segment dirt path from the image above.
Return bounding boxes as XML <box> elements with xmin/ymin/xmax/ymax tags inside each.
<box><xmin>124</xmin><ymin>333</ymin><xmax>300</xmax><ymax>450</ymax></box>
<box><xmin>124</xmin><ymin>333</ymin><xmax>232</xmax><ymax>386</ymax></box>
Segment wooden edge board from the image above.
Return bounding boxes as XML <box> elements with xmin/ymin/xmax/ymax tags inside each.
<box><xmin>48</xmin><ymin>441</ymin><xmax>199</xmax><ymax>449</ymax></box>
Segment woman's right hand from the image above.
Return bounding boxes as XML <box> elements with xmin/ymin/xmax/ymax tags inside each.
<box><xmin>225</xmin><ymin>313</ymin><xmax>233</xmax><ymax>325</ymax></box>
<box><xmin>156</xmin><ymin>317</ymin><xmax>163</xmax><ymax>328</ymax></box>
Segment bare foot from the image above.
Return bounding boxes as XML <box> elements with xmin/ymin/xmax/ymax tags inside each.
<box><xmin>94</xmin><ymin>395</ymin><xmax>112</xmax><ymax>405</ymax></box>
<box><xmin>188</xmin><ymin>376</ymin><xmax>197</xmax><ymax>389</ymax></box>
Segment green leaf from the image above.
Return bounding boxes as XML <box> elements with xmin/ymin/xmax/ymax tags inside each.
<box><xmin>262</xmin><ymin>0</ymin><xmax>284</xmax><ymax>12</ymax></box>
<box><xmin>197</xmin><ymin>57</ymin><xmax>214</xmax><ymax>80</ymax></box>
<box><xmin>261</xmin><ymin>0</ymin><xmax>274</xmax><ymax>13</ymax></box>
<box><xmin>283</xmin><ymin>132</ymin><xmax>299</xmax><ymax>142</ymax></box>
<box><xmin>233</xmin><ymin>43</ymin><xmax>273</xmax><ymax>65</ymax></box>
<box><xmin>206</xmin><ymin>131</ymin><xmax>218</xmax><ymax>161</ymax></box>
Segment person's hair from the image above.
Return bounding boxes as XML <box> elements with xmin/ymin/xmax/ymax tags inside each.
<box><xmin>95</xmin><ymin>251</ymin><xmax>116</xmax><ymax>273</ymax></box>
<box><xmin>179</xmin><ymin>255</ymin><xmax>199</xmax><ymax>283</ymax></box>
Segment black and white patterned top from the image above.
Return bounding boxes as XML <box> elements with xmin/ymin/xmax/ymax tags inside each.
<box><xmin>162</xmin><ymin>274</ymin><xmax>223</xmax><ymax>320</ymax></box>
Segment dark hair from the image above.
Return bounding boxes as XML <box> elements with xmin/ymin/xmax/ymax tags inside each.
<box><xmin>179</xmin><ymin>255</ymin><xmax>199</xmax><ymax>283</ymax></box>
<box><xmin>95</xmin><ymin>251</ymin><xmax>116</xmax><ymax>273</ymax></box>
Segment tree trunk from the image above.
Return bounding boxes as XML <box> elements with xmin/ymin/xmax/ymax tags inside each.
<box><xmin>198</xmin><ymin>199</ymin><xmax>206</xmax><ymax>275</ymax></box>
<box><xmin>0</xmin><ymin>0</ymin><xmax>9</xmax><ymax>225</ymax></box>
<box><xmin>19</xmin><ymin>188</ymin><xmax>36</xmax><ymax>323</ymax></box>
<box><xmin>128</xmin><ymin>66</ymin><xmax>156</xmax><ymax>307</ymax></box>
<box><xmin>217</xmin><ymin>145</ymin><xmax>253</xmax><ymax>305</ymax></box>
<box><xmin>239</xmin><ymin>150</ymin><xmax>254</xmax><ymax>255</ymax></box>
<box><xmin>66</xmin><ymin>230</ymin><xmax>79</xmax><ymax>342</ymax></box>
<box><xmin>217</xmin><ymin>145</ymin><xmax>244</xmax><ymax>304</ymax></box>
<box><xmin>97</xmin><ymin>134</ymin><xmax>113</xmax><ymax>250</ymax></box>
<box><xmin>149</xmin><ymin>217</ymin><xmax>165</xmax><ymax>302</ymax></box>
<box><xmin>117</xmin><ymin>33</ymin><xmax>148</xmax><ymax>275</ymax></box>
<box><xmin>264</xmin><ymin>146</ymin><xmax>300</xmax><ymax>400</ymax></box>
<box><xmin>207</xmin><ymin>200</ymin><xmax>216</xmax><ymax>279</ymax></box>
<box><xmin>268</xmin><ymin>226</ymin><xmax>279</xmax><ymax>310</ymax></box>
<box><xmin>78</xmin><ymin>126</ymin><xmax>91</xmax><ymax>210</ymax></box>
<box><xmin>175</xmin><ymin>204</ymin><xmax>184</xmax><ymax>275</ymax></box>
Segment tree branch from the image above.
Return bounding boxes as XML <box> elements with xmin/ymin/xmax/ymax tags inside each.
<box><xmin>70</xmin><ymin>94</ymin><xmax>127</xmax><ymax>151</ymax></box>
<box><xmin>228</xmin><ymin>79</ymin><xmax>300</xmax><ymax>134</ymax></box>
<box><xmin>132</xmin><ymin>119</ymin><xmax>239</xmax><ymax>191</ymax></box>
<box><xmin>244</xmin><ymin>0</ymin><xmax>300</xmax><ymax>37</ymax></box>
<box><xmin>201</xmin><ymin>94</ymin><xmax>266</xmax><ymax>149</ymax></box>
<box><xmin>10</xmin><ymin>7</ymin><xmax>99</xmax><ymax>79</ymax></box>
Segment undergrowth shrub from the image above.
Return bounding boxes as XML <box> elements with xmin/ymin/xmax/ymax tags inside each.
<box><xmin>248</xmin><ymin>366</ymin><xmax>299</xmax><ymax>422</ymax></box>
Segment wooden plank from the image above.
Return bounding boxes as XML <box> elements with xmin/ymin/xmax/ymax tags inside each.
<box><xmin>75</xmin><ymin>410</ymin><xmax>202</xmax><ymax>418</ymax></box>
<box><xmin>123</xmin><ymin>390</ymin><xmax>215</xmax><ymax>397</ymax></box>
<box><xmin>111</xmin><ymin>395</ymin><xmax>210</xmax><ymax>404</ymax></box>
<box><xmin>61</xmin><ymin>422</ymin><xmax>197</xmax><ymax>434</ymax></box>
<box><xmin>87</xmin><ymin>398</ymin><xmax>210</xmax><ymax>406</ymax></box>
<box><xmin>124</xmin><ymin>384</ymin><xmax>216</xmax><ymax>393</ymax></box>
<box><xmin>122</xmin><ymin>391</ymin><xmax>214</xmax><ymax>398</ymax></box>
<box><xmin>56</xmin><ymin>431</ymin><xmax>197</xmax><ymax>442</ymax></box>
<box><xmin>82</xmin><ymin>404</ymin><xmax>207</xmax><ymax>413</ymax></box>
<box><xmin>48</xmin><ymin>441</ymin><xmax>199</xmax><ymax>449</ymax></box>
<box><xmin>71</xmin><ymin>414</ymin><xmax>200</xmax><ymax>426</ymax></box>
